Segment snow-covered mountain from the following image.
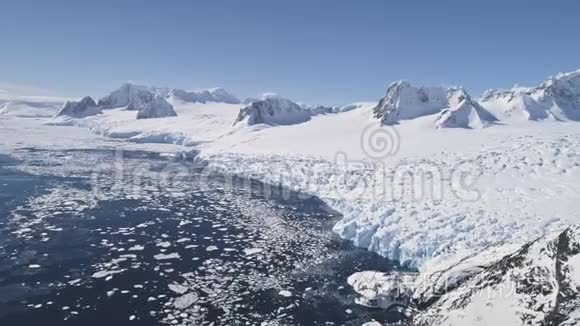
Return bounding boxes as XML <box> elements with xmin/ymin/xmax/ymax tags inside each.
<box><xmin>413</xmin><ymin>225</ymin><xmax>580</xmax><ymax>325</ymax></box>
<box><xmin>98</xmin><ymin>82</ymin><xmax>168</xmax><ymax>110</ymax></box>
<box><xmin>373</xmin><ymin>82</ymin><xmax>495</xmax><ymax>128</ymax></box>
<box><xmin>99</xmin><ymin>83</ymin><xmax>241</xmax><ymax>111</ymax></box>
<box><xmin>434</xmin><ymin>88</ymin><xmax>497</xmax><ymax>128</ymax></box>
<box><xmin>233</xmin><ymin>94</ymin><xmax>312</xmax><ymax>126</ymax></box>
<box><xmin>480</xmin><ymin>69</ymin><xmax>580</xmax><ymax>123</ymax></box>
<box><xmin>169</xmin><ymin>87</ymin><xmax>240</xmax><ymax>104</ymax></box>
<box><xmin>299</xmin><ymin>103</ymin><xmax>338</xmax><ymax>116</ymax></box>
<box><xmin>136</xmin><ymin>95</ymin><xmax>177</xmax><ymax>119</ymax></box>
<box><xmin>372</xmin><ymin>69</ymin><xmax>580</xmax><ymax>127</ymax></box>
<box><xmin>53</xmin><ymin>96</ymin><xmax>101</xmax><ymax>119</ymax></box>
<box><xmin>372</xmin><ymin>81</ymin><xmax>448</xmax><ymax>125</ymax></box>
<box><xmin>337</xmin><ymin>102</ymin><xmax>367</xmax><ymax>113</ymax></box>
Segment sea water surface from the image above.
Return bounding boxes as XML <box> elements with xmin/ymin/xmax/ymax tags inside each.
<box><xmin>0</xmin><ymin>148</ymin><xmax>402</xmax><ymax>325</ymax></box>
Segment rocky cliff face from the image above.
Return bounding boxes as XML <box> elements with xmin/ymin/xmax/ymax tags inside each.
<box><xmin>413</xmin><ymin>225</ymin><xmax>580</xmax><ymax>325</ymax></box>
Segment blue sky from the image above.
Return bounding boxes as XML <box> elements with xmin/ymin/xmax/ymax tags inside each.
<box><xmin>1</xmin><ymin>0</ymin><xmax>579</xmax><ymax>105</ymax></box>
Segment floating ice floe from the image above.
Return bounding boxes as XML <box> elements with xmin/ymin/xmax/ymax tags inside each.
<box><xmin>244</xmin><ymin>248</ymin><xmax>263</xmax><ymax>256</ymax></box>
<box><xmin>153</xmin><ymin>253</ymin><xmax>181</xmax><ymax>260</ymax></box>
<box><xmin>168</xmin><ymin>283</ymin><xmax>189</xmax><ymax>294</ymax></box>
<box><xmin>278</xmin><ymin>290</ymin><xmax>292</xmax><ymax>298</ymax></box>
<box><xmin>347</xmin><ymin>271</ymin><xmax>416</xmax><ymax>309</ymax></box>
<box><xmin>91</xmin><ymin>269</ymin><xmax>124</xmax><ymax>279</ymax></box>
<box><xmin>173</xmin><ymin>292</ymin><xmax>198</xmax><ymax>309</ymax></box>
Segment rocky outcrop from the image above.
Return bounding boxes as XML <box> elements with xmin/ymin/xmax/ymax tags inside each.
<box><xmin>136</xmin><ymin>95</ymin><xmax>177</xmax><ymax>119</ymax></box>
<box><xmin>53</xmin><ymin>96</ymin><xmax>101</xmax><ymax>118</ymax></box>
<box><xmin>413</xmin><ymin>225</ymin><xmax>580</xmax><ymax>325</ymax></box>
<box><xmin>233</xmin><ymin>95</ymin><xmax>311</xmax><ymax>126</ymax></box>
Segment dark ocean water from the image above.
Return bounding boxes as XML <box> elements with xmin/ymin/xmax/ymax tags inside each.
<box><xmin>0</xmin><ymin>149</ymin><xmax>403</xmax><ymax>325</ymax></box>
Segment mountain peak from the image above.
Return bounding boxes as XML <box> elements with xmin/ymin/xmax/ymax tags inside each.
<box><xmin>98</xmin><ymin>83</ymin><xmax>159</xmax><ymax>110</ymax></box>
<box><xmin>480</xmin><ymin>67</ymin><xmax>580</xmax><ymax>122</ymax></box>
<box><xmin>233</xmin><ymin>96</ymin><xmax>311</xmax><ymax>126</ymax></box>
<box><xmin>54</xmin><ymin>96</ymin><xmax>100</xmax><ymax>119</ymax></box>
<box><xmin>372</xmin><ymin>82</ymin><xmax>448</xmax><ymax>125</ymax></box>
<box><xmin>168</xmin><ymin>87</ymin><xmax>240</xmax><ymax>104</ymax></box>
<box><xmin>136</xmin><ymin>95</ymin><xmax>177</xmax><ymax>120</ymax></box>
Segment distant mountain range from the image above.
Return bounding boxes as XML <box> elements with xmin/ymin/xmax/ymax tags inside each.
<box><xmin>4</xmin><ymin>68</ymin><xmax>580</xmax><ymax>128</ymax></box>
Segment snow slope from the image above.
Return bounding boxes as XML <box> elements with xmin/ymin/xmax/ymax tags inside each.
<box><xmin>69</xmin><ymin>101</ymin><xmax>243</xmax><ymax>146</ymax></box>
<box><xmin>434</xmin><ymin>88</ymin><xmax>496</xmax><ymax>129</ymax></box>
<box><xmin>0</xmin><ymin>96</ymin><xmax>66</xmax><ymax>118</ymax></box>
<box><xmin>413</xmin><ymin>225</ymin><xmax>580</xmax><ymax>325</ymax></box>
<box><xmin>480</xmin><ymin>69</ymin><xmax>580</xmax><ymax>123</ymax></box>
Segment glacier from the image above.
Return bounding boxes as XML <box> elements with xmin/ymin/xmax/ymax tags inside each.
<box><xmin>3</xmin><ymin>68</ymin><xmax>580</xmax><ymax>325</ymax></box>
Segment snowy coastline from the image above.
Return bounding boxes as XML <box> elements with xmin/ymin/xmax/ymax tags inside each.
<box><xmin>3</xmin><ymin>69</ymin><xmax>580</xmax><ymax>324</ymax></box>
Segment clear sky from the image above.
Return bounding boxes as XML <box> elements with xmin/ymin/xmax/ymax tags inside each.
<box><xmin>1</xmin><ymin>0</ymin><xmax>579</xmax><ymax>106</ymax></box>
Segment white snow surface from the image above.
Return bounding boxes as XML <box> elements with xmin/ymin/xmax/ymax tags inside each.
<box><xmin>0</xmin><ymin>95</ymin><xmax>67</xmax><ymax>118</ymax></box>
